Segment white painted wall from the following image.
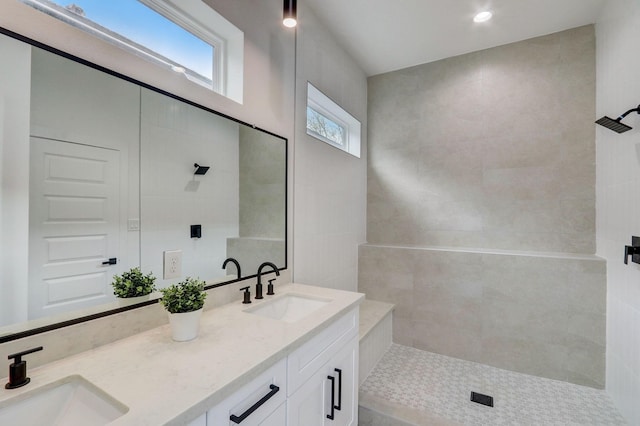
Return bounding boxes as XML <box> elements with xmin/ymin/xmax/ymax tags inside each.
<box><xmin>293</xmin><ymin>4</ymin><xmax>368</xmax><ymax>291</ymax></box>
<box><xmin>596</xmin><ymin>0</ymin><xmax>640</xmax><ymax>423</ymax></box>
<box><xmin>0</xmin><ymin>35</ymin><xmax>30</xmax><ymax>326</ymax></box>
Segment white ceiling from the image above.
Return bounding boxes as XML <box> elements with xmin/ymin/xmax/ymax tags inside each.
<box><xmin>304</xmin><ymin>0</ymin><xmax>607</xmax><ymax>76</ymax></box>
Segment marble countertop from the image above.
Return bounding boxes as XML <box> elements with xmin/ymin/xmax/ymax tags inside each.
<box><xmin>0</xmin><ymin>283</ymin><xmax>364</xmax><ymax>425</ymax></box>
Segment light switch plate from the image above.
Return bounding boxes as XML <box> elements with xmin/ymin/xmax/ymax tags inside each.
<box><xmin>127</xmin><ymin>219</ymin><xmax>140</xmax><ymax>231</ymax></box>
<box><xmin>163</xmin><ymin>250</ymin><xmax>182</xmax><ymax>280</ymax></box>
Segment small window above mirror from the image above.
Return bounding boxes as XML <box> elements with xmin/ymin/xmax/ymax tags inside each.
<box><xmin>21</xmin><ymin>0</ymin><xmax>244</xmax><ymax>103</ymax></box>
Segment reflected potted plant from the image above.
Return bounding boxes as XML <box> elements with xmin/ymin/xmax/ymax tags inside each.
<box><xmin>160</xmin><ymin>277</ymin><xmax>207</xmax><ymax>342</ymax></box>
<box><xmin>112</xmin><ymin>267</ymin><xmax>156</xmax><ymax>304</ymax></box>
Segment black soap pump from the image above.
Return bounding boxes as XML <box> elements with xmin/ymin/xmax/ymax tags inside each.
<box><xmin>5</xmin><ymin>346</ymin><xmax>43</xmax><ymax>389</ymax></box>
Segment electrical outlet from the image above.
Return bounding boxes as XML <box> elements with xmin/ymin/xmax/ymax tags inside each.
<box><xmin>163</xmin><ymin>250</ymin><xmax>182</xmax><ymax>280</ymax></box>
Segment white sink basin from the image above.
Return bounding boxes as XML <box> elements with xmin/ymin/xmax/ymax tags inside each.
<box><xmin>0</xmin><ymin>375</ymin><xmax>128</xmax><ymax>426</ymax></box>
<box><xmin>245</xmin><ymin>293</ymin><xmax>331</xmax><ymax>322</ymax></box>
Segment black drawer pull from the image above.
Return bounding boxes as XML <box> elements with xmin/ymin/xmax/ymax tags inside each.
<box><xmin>334</xmin><ymin>368</ymin><xmax>342</xmax><ymax>411</ymax></box>
<box><xmin>229</xmin><ymin>384</ymin><xmax>280</xmax><ymax>424</ymax></box>
<box><xmin>327</xmin><ymin>375</ymin><xmax>335</xmax><ymax>420</ymax></box>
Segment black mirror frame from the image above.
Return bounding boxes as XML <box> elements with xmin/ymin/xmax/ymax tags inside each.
<box><xmin>0</xmin><ymin>26</ymin><xmax>288</xmax><ymax>344</ymax></box>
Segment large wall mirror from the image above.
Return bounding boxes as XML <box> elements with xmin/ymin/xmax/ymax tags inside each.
<box><xmin>0</xmin><ymin>29</ymin><xmax>287</xmax><ymax>342</ymax></box>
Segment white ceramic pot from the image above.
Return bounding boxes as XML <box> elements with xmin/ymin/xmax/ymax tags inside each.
<box><xmin>168</xmin><ymin>308</ymin><xmax>203</xmax><ymax>342</ymax></box>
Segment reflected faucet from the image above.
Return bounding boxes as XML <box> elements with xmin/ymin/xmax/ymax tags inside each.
<box><xmin>222</xmin><ymin>257</ymin><xmax>242</xmax><ymax>280</ymax></box>
<box><xmin>255</xmin><ymin>262</ymin><xmax>280</xmax><ymax>300</ymax></box>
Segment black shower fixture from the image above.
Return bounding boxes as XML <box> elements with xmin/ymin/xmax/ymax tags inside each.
<box><xmin>595</xmin><ymin>104</ymin><xmax>640</xmax><ymax>133</ymax></box>
<box><xmin>193</xmin><ymin>163</ymin><xmax>210</xmax><ymax>175</ymax></box>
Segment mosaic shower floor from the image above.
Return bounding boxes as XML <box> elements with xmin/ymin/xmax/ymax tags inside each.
<box><xmin>359</xmin><ymin>344</ymin><xmax>626</xmax><ymax>425</ymax></box>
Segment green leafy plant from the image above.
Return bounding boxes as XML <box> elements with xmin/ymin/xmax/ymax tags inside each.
<box><xmin>112</xmin><ymin>267</ymin><xmax>156</xmax><ymax>298</ymax></box>
<box><xmin>160</xmin><ymin>277</ymin><xmax>207</xmax><ymax>314</ymax></box>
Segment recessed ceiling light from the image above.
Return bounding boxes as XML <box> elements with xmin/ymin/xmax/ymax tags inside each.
<box><xmin>171</xmin><ymin>65</ymin><xmax>186</xmax><ymax>73</ymax></box>
<box><xmin>473</xmin><ymin>11</ymin><xmax>493</xmax><ymax>23</ymax></box>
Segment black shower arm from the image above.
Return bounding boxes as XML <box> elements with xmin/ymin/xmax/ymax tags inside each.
<box><xmin>617</xmin><ymin>105</ymin><xmax>640</xmax><ymax>120</ymax></box>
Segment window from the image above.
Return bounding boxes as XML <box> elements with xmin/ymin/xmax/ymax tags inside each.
<box><xmin>306</xmin><ymin>83</ymin><xmax>361</xmax><ymax>158</ymax></box>
<box><xmin>21</xmin><ymin>0</ymin><xmax>244</xmax><ymax>103</ymax></box>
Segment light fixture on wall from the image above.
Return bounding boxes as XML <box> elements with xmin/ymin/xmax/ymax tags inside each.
<box><xmin>283</xmin><ymin>0</ymin><xmax>297</xmax><ymax>28</ymax></box>
<box><xmin>596</xmin><ymin>104</ymin><xmax>640</xmax><ymax>133</ymax></box>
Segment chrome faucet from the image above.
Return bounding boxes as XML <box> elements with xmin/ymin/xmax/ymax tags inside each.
<box><xmin>255</xmin><ymin>262</ymin><xmax>280</xmax><ymax>300</ymax></box>
<box><xmin>222</xmin><ymin>257</ymin><xmax>242</xmax><ymax>280</ymax></box>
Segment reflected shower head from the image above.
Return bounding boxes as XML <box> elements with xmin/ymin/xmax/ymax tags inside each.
<box><xmin>193</xmin><ymin>163</ymin><xmax>210</xmax><ymax>175</ymax></box>
<box><xmin>596</xmin><ymin>105</ymin><xmax>640</xmax><ymax>134</ymax></box>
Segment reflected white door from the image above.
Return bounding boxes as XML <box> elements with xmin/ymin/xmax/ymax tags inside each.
<box><xmin>29</xmin><ymin>137</ymin><xmax>121</xmax><ymax>319</ymax></box>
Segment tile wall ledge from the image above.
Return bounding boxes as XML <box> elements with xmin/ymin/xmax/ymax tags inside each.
<box><xmin>360</xmin><ymin>243</ymin><xmax>604</xmax><ymax>261</ymax></box>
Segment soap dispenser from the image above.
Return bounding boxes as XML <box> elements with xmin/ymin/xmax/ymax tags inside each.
<box><xmin>5</xmin><ymin>346</ymin><xmax>43</xmax><ymax>389</ymax></box>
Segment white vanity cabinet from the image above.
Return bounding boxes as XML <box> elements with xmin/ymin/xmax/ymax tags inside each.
<box><xmin>287</xmin><ymin>335</ymin><xmax>358</xmax><ymax>425</ymax></box>
<box><xmin>189</xmin><ymin>307</ymin><xmax>359</xmax><ymax>426</ymax></box>
<box><xmin>286</xmin><ymin>309</ymin><xmax>359</xmax><ymax>425</ymax></box>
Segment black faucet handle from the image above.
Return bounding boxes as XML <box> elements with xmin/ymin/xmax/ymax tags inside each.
<box><xmin>267</xmin><ymin>279</ymin><xmax>276</xmax><ymax>296</ymax></box>
<box><xmin>6</xmin><ymin>346</ymin><xmax>43</xmax><ymax>389</ymax></box>
<box><xmin>8</xmin><ymin>346</ymin><xmax>43</xmax><ymax>362</ymax></box>
<box><xmin>239</xmin><ymin>286</ymin><xmax>252</xmax><ymax>304</ymax></box>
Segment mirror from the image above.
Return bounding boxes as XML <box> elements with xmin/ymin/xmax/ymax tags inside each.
<box><xmin>0</xmin><ymin>29</ymin><xmax>287</xmax><ymax>340</ymax></box>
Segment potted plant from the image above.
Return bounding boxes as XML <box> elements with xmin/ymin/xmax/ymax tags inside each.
<box><xmin>160</xmin><ymin>277</ymin><xmax>207</xmax><ymax>341</ymax></box>
<box><xmin>112</xmin><ymin>267</ymin><xmax>156</xmax><ymax>302</ymax></box>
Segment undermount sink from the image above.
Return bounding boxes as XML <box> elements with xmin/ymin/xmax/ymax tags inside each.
<box><xmin>244</xmin><ymin>293</ymin><xmax>331</xmax><ymax>322</ymax></box>
<box><xmin>0</xmin><ymin>375</ymin><xmax>128</xmax><ymax>426</ymax></box>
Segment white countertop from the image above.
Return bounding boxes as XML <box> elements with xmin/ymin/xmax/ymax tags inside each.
<box><xmin>0</xmin><ymin>283</ymin><xmax>364</xmax><ymax>425</ymax></box>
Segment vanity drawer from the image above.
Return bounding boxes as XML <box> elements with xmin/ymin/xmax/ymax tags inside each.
<box><xmin>207</xmin><ymin>358</ymin><xmax>286</xmax><ymax>426</ymax></box>
<box><xmin>287</xmin><ymin>308</ymin><xmax>358</xmax><ymax>396</ymax></box>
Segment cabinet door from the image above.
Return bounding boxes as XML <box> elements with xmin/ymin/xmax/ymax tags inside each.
<box><xmin>287</xmin><ymin>335</ymin><xmax>358</xmax><ymax>426</ymax></box>
<box><xmin>286</xmin><ymin>360</ymin><xmax>330</xmax><ymax>426</ymax></box>
<box><xmin>330</xmin><ymin>336</ymin><xmax>358</xmax><ymax>426</ymax></box>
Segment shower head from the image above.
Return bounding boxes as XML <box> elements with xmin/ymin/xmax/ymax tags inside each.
<box><xmin>595</xmin><ymin>105</ymin><xmax>640</xmax><ymax>134</ymax></box>
<box><xmin>595</xmin><ymin>116</ymin><xmax>632</xmax><ymax>134</ymax></box>
<box><xmin>193</xmin><ymin>163</ymin><xmax>210</xmax><ymax>175</ymax></box>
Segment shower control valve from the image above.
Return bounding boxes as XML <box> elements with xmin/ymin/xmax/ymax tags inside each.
<box><xmin>624</xmin><ymin>236</ymin><xmax>640</xmax><ymax>265</ymax></box>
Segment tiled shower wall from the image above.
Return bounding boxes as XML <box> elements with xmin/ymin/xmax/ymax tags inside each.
<box><xmin>596</xmin><ymin>0</ymin><xmax>640</xmax><ymax>423</ymax></box>
<box><xmin>359</xmin><ymin>245</ymin><xmax>605</xmax><ymax>387</ymax></box>
<box><xmin>361</xmin><ymin>26</ymin><xmax>605</xmax><ymax>387</ymax></box>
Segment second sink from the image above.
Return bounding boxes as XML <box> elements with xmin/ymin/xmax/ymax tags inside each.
<box><xmin>244</xmin><ymin>293</ymin><xmax>331</xmax><ymax>322</ymax></box>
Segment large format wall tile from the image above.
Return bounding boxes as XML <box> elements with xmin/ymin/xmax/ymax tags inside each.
<box><xmin>359</xmin><ymin>244</ymin><xmax>606</xmax><ymax>388</ymax></box>
<box><xmin>367</xmin><ymin>25</ymin><xmax>595</xmax><ymax>253</ymax></box>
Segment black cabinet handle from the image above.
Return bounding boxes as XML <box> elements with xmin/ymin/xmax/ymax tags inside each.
<box><xmin>101</xmin><ymin>257</ymin><xmax>117</xmax><ymax>266</ymax></box>
<box><xmin>229</xmin><ymin>384</ymin><xmax>279</xmax><ymax>424</ymax></box>
<box><xmin>327</xmin><ymin>375</ymin><xmax>336</xmax><ymax>420</ymax></box>
<box><xmin>334</xmin><ymin>368</ymin><xmax>342</xmax><ymax>411</ymax></box>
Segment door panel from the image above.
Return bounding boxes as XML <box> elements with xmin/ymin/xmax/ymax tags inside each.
<box><xmin>29</xmin><ymin>137</ymin><xmax>121</xmax><ymax>319</ymax></box>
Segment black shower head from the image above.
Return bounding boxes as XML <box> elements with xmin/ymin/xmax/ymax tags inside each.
<box><xmin>595</xmin><ymin>116</ymin><xmax>633</xmax><ymax>134</ymax></box>
<box><xmin>193</xmin><ymin>163</ymin><xmax>210</xmax><ymax>175</ymax></box>
<box><xmin>595</xmin><ymin>105</ymin><xmax>640</xmax><ymax>134</ymax></box>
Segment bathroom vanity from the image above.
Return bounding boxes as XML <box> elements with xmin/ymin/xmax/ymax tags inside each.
<box><xmin>0</xmin><ymin>284</ymin><xmax>363</xmax><ymax>425</ymax></box>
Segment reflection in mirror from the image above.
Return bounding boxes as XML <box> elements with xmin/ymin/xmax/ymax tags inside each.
<box><xmin>139</xmin><ymin>89</ymin><xmax>286</xmax><ymax>288</ymax></box>
<box><xmin>0</xmin><ymin>30</ymin><xmax>287</xmax><ymax>341</ymax></box>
